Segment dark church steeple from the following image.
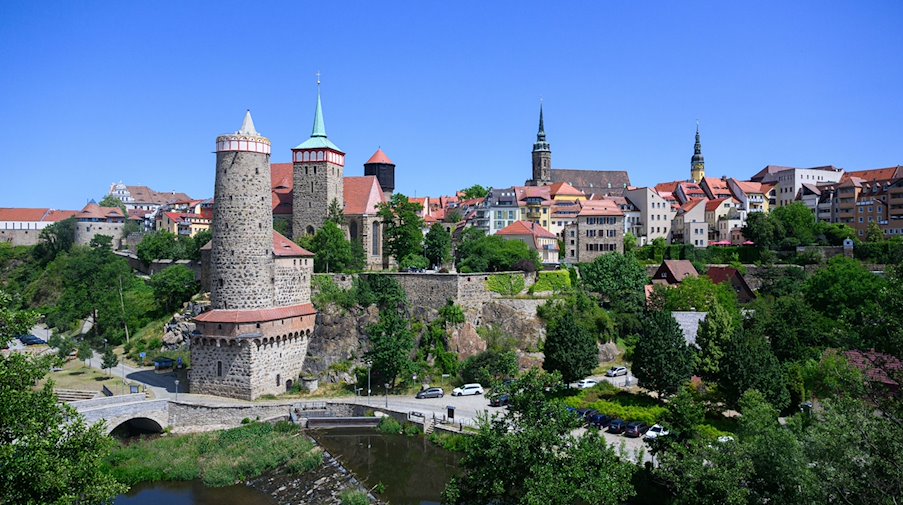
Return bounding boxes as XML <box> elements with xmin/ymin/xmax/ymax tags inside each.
<box><xmin>691</xmin><ymin>121</ymin><xmax>705</xmax><ymax>183</ymax></box>
<box><xmin>530</xmin><ymin>103</ymin><xmax>552</xmax><ymax>186</ymax></box>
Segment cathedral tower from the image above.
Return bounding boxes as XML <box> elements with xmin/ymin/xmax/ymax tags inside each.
<box><xmin>529</xmin><ymin>103</ymin><xmax>552</xmax><ymax>186</ymax></box>
<box><xmin>691</xmin><ymin>122</ymin><xmax>705</xmax><ymax>184</ymax></box>
<box><xmin>292</xmin><ymin>80</ymin><xmax>345</xmax><ymax>238</ymax></box>
<box><xmin>210</xmin><ymin>110</ymin><xmax>275</xmax><ymax>310</ymax></box>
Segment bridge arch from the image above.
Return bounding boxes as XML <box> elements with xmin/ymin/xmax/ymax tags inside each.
<box><xmin>105</xmin><ymin>412</ymin><xmax>168</xmax><ymax>437</ymax></box>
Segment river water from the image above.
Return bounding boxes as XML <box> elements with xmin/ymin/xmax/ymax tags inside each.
<box><xmin>311</xmin><ymin>427</ymin><xmax>460</xmax><ymax>505</ymax></box>
<box><xmin>115</xmin><ymin>480</ymin><xmax>275</xmax><ymax>505</ymax></box>
<box><xmin>115</xmin><ymin>428</ymin><xmax>459</xmax><ymax>505</ymax></box>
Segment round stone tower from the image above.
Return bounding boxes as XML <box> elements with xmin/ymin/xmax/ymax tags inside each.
<box><xmin>210</xmin><ymin>111</ymin><xmax>275</xmax><ymax>310</ymax></box>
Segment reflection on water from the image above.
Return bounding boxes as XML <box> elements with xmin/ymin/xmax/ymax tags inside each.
<box><xmin>311</xmin><ymin>427</ymin><xmax>460</xmax><ymax>505</ymax></box>
<box><xmin>115</xmin><ymin>480</ymin><xmax>275</xmax><ymax>505</ymax></box>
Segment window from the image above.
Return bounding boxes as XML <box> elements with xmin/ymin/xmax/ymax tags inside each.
<box><xmin>276</xmin><ymin>374</ymin><xmax>281</xmax><ymax>386</ymax></box>
<box><xmin>217</xmin><ymin>361</ymin><xmax>223</xmax><ymax>377</ymax></box>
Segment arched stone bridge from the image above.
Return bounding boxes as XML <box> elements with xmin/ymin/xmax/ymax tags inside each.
<box><xmin>69</xmin><ymin>395</ymin><xmax>361</xmax><ymax>435</ymax></box>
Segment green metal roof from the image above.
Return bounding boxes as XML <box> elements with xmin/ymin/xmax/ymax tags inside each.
<box><xmin>293</xmin><ymin>87</ymin><xmax>344</xmax><ymax>152</ymax></box>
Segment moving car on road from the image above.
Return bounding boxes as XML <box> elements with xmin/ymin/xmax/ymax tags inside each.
<box><xmin>415</xmin><ymin>387</ymin><xmax>445</xmax><ymax>399</ymax></box>
<box><xmin>605</xmin><ymin>366</ymin><xmax>628</xmax><ymax>377</ymax></box>
<box><xmin>452</xmin><ymin>383</ymin><xmax>484</xmax><ymax>396</ymax></box>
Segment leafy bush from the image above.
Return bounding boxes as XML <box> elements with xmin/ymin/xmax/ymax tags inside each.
<box><xmin>563</xmin><ymin>396</ymin><xmax>668</xmax><ymax>425</ymax></box>
<box><xmin>286</xmin><ymin>448</ymin><xmax>323</xmax><ymax>474</ymax></box>
<box><xmin>427</xmin><ymin>432</ymin><xmax>469</xmax><ymax>452</ymax></box>
<box><xmin>461</xmin><ymin>350</ymin><xmax>518</xmax><ymax>385</ymax></box>
<box><xmin>377</xmin><ymin>416</ymin><xmax>403</xmax><ymax>435</ymax></box>
<box><xmin>340</xmin><ymin>490</ymin><xmax>370</xmax><ymax>505</ymax></box>
<box><xmin>486</xmin><ymin>274</ymin><xmax>526</xmax><ymax>296</ymax></box>
<box><xmin>529</xmin><ymin>270</ymin><xmax>571</xmax><ymax>293</ymax></box>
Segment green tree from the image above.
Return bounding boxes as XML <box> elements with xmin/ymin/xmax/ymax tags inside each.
<box><xmin>459</xmin><ymin>184</ymin><xmax>491</xmax><ymax>201</ymax></box>
<box><xmin>150</xmin><ymin>265</ymin><xmax>199</xmax><ymax>313</ymax></box>
<box><xmin>377</xmin><ymin>193</ymin><xmax>425</xmax><ymax>266</ymax></box>
<box><xmin>365</xmin><ymin>310</ymin><xmax>415</xmax><ymax>387</ymax></box>
<box><xmin>542</xmin><ymin>312</ymin><xmax>598</xmax><ymax>384</ymax></box>
<box><xmin>717</xmin><ymin>330</ymin><xmax>789</xmax><ymax>409</ymax></box>
<box><xmin>136</xmin><ymin>230</ymin><xmax>184</xmax><ymax>263</ymax></box>
<box><xmin>739</xmin><ymin>390</ymin><xmax>820</xmax><ymax>504</ymax></box>
<box><xmin>755</xmin><ymin>264</ymin><xmax>808</xmax><ymax>297</ymax></box>
<box><xmin>399</xmin><ymin>253</ymin><xmax>429</xmax><ymax>271</ymax></box>
<box><xmin>50</xmin><ymin>334</ymin><xmax>76</xmax><ymax>360</ymax></box>
<box><xmin>101</xmin><ymin>347</ymin><xmax>119</xmax><ymax>374</ymax></box>
<box><xmin>771</xmin><ymin>202</ymin><xmax>819</xmax><ymax>247</ymax></box>
<box><xmin>817</xmin><ymin>221</ymin><xmax>856</xmax><ymax>246</ymax></box>
<box><xmin>741</xmin><ymin>211</ymin><xmax>777</xmax><ymax>249</ymax></box>
<box><xmin>76</xmin><ymin>339</ymin><xmax>94</xmax><ymax>365</ymax></box>
<box><xmin>443</xmin><ymin>209</ymin><xmax>463</xmax><ymax>223</ymax></box>
<box><xmin>0</xmin><ymin>291</ymin><xmax>125</xmax><ymax>504</ymax></box>
<box><xmin>461</xmin><ymin>350</ymin><xmax>518</xmax><ymax>385</ymax></box>
<box><xmin>303</xmin><ymin>221</ymin><xmax>359</xmax><ymax>273</ymax></box>
<box><xmin>623</xmin><ymin>232</ymin><xmax>638</xmax><ymax>254</ymax></box>
<box><xmin>191</xmin><ymin>229</ymin><xmax>212</xmax><ymax>260</ymax></box>
<box><xmin>578</xmin><ymin>253</ymin><xmax>648</xmax><ymax>313</ymax></box>
<box><xmin>326</xmin><ymin>197</ymin><xmax>344</xmax><ymax>225</ymax></box>
<box><xmin>655</xmin><ymin>438</ymin><xmax>752</xmax><ymax>505</ymax></box>
<box><xmin>661</xmin><ymin>387</ymin><xmax>705</xmax><ymax>444</ymax></box>
<box><xmin>864</xmin><ymin>221</ymin><xmax>885</xmax><ymax>242</ymax></box>
<box><xmin>751</xmin><ymin>295</ymin><xmax>834</xmax><ymax>363</ymax></box>
<box><xmin>632</xmin><ymin>311</ymin><xmax>694</xmax><ymax>398</ymax></box>
<box><xmin>443</xmin><ymin>370</ymin><xmax>636</xmax><ymax>505</ymax></box>
<box><xmin>98</xmin><ymin>194</ymin><xmax>128</xmax><ymax>216</ymax></box>
<box><xmin>89</xmin><ymin>234</ymin><xmax>113</xmax><ymax>250</ymax></box>
<box><xmin>32</xmin><ymin>217</ymin><xmax>76</xmax><ymax>264</ymax></box>
<box><xmin>694</xmin><ymin>301</ymin><xmax>738</xmax><ymax>379</ymax></box>
<box><xmin>455</xmin><ymin>230</ymin><xmax>541</xmax><ymax>273</ymax></box>
<box><xmin>661</xmin><ymin>275</ymin><xmax>739</xmax><ymax>313</ymax></box>
<box><xmin>803</xmin><ymin>256</ymin><xmax>886</xmax><ymax>332</ymax></box>
<box><xmin>424</xmin><ymin>223</ymin><xmax>452</xmax><ymax>268</ymax></box>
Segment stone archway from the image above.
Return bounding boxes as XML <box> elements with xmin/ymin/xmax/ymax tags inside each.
<box><xmin>108</xmin><ymin>416</ymin><xmax>165</xmax><ymax>438</ymax></box>
<box><xmin>285</xmin><ymin>379</ymin><xmax>293</xmax><ymax>392</ymax></box>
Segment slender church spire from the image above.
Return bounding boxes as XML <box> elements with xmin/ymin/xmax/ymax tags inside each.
<box><xmin>311</xmin><ymin>72</ymin><xmax>327</xmax><ymax>138</ymax></box>
<box><xmin>691</xmin><ymin>120</ymin><xmax>705</xmax><ymax>183</ymax></box>
<box><xmin>537</xmin><ymin>102</ymin><xmax>546</xmax><ymax>142</ymax></box>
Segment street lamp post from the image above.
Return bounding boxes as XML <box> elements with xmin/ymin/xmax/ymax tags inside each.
<box><xmin>174</xmin><ymin>379</ymin><xmax>180</xmax><ymax>401</ymax></box>
<box><xmin>385</xmin><ymin>383</ymin><xmax>389</xmax><ymax>408</ymax></box>
<box><xmin>368</xmin><ymin>366</ymin><xmax>372</xmax><ymax>404</ymax></box>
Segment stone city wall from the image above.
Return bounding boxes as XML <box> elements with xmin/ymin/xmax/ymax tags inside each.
<box><xmin>115</xmin><ymin>251</ymin><xmax>201</xmax><ymax>278</ymax></box>
<box><xmin>274</xmin><ymin>257</ymin><xmax>313</xmax><ymax>306</ymax></box>
<box><xmin>74</xmin><ymin>221</ymin><xmax>124</xmax><ymax>247</ymax></box>
<box><xmin>0</xmin><ymin>229</ymin><xmax>42</xmax><ymax>246</ymax></box>
<box><xmin>190</xmin><ymin>339</ymin><xmax>255</xmax><ymax>399</ymax></box>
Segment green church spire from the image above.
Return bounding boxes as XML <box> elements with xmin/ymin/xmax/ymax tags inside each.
<box><xmin>311</xmin><ymin>75</ymin><xmax>327</xmax><ymax>138</ymax></box>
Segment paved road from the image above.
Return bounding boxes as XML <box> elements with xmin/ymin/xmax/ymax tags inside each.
<box><xmin>84</xmin><ymin>355</ymin><xmax>178</xmax><ymax>399</ymax></box>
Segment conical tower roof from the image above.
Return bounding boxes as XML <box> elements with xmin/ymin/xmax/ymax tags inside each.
<box><xmin>239</xmin><ymin>110</ymin><xmax>258</xmax><ymax>135</ymax></box>
<box><xmin>294</xmin><ymin>80</ymin><xmax>343</xmax><ymax>153</ymax></box>
<box><xmin>365</xmin><ymin>148</ymin><xmax>394</xmax><ymax>165</ymax></box>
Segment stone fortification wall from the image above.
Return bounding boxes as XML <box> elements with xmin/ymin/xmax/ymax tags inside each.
<box><xmin>74</xmin><ymin>222</ymin><xmax>124</xmax><ymax>248</ymax></box>
<box><xmin>249</xmin><ymin>334</ymin><xmax>310</xmax><ymax>398</ymax></box>
<box><xmin>274</xmin><ymin>257</ymin><xmax>313</xmax><ymax>307</ymax></box>
<box><xmin>210</xmin><ymin>149</ymin><xmax>275</xmax><ymax>310</ymax></box>
<box><xmin>0</xmin><ymin>229</ymin><xmax>41</xmax><ymax>246</ymax></box>
<box><xmin>114</xmin><ymin>251</ymin><xmax>201</xmax><ymax>278</ymax></box>
<box><xmin>190</xmin><ymin>339</ymin><xmax>254</xmax><ymax>399</ymax></box>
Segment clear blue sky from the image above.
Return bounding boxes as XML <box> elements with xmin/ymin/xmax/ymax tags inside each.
<box><xmin>1</xmin><ymin>1</ymin><xmax>901</xmax><ymax>209</ymax></box>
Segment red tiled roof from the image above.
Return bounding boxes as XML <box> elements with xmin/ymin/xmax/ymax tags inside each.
<box><xmin>661</xmin><ymin>260</ymin><xmax>699</xmax><ymax>281</ymax></box>
<box><xmin>578</xmin><ymin>199</ymin><xmax>624</xmax><ymax>217</ymax></box>
<box><xmin>844</xmin><ymin>350</ymin><xmax>902</xmax><ymax>389</ymax></box>
<box><xmin>46</xmin><ymin>210</ymin><xmax>79</xmax><ymax>222</ymax></box>
<box><xmin>705</xmin><ymin>198</ymin><xmax>728</xmax><ymax>212</ymax></box>
<box><xmin>706</xmin><ymin>266</ymin><xmax>739</xmax><ymax>284</ymax></box>
<box><xmin>680</xmin><ymin>198</ymin><xmax>705</xmax><ymax>213</ymax></box>
<box><xmin>549</xmin><ymin>181</ymin><xmax>585</xmax><ymax>197</ymax></box>
<box><xmin>195</xmin><ymin>303</ymin><xmax>317</xmax><ymax>324</ymax></box>
<box><xmin>365</xmin><ymin>148</ymin><xmax>394</xmax><ymax>165</ymax></box>
<box><xmin>0</xmin><ymin>208</ymin><xmax>54</xmax><ymax>222</ymax></box>
<box><xmin>273</xmin><ymin>231</ymin><xmax>313</xmax><ymax>257</ymax></box>
<box><xmin>77</xmin><ymin>203</ymin><xmax>124</xmax><ymax>220</ymax></box>
<box><xmin>655</xmin><ymin>181</ymin><xmax>680</xmax><ymax>194</ymax></box>
<box><xmin>845</xmin><ymin>166</ymin><xmax>903</xmax><ymax>182</ymax></box>
<box><xmin>344</xmin><ymin>176</ymin><xmax>385</xmax><ymax>216</ymax></box>
<box><xmin>733</xmin><ymin>180</ymin><xmax>773</xmax><ymax>194</ymax></box>
<box><xmin>497</xmin><ymin>220</ymin><xmax>556</xmax><ymax>239</ymax></box>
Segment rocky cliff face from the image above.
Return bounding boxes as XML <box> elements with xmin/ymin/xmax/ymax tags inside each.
<box><xmin>303</xmin><ymin>297</ymin><xmax>548</xmax><ymax>382</ymax></box>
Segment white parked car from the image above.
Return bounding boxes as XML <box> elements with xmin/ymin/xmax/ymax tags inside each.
<box><xmin>575</xmin><ymin>379</ymin><xmax>599</xmax><ymax>389</ymax></box>
<box><xmin>644</xmin><ymin>424</ymin><xmax>670</xmax><ymax>441</ymax></box>
<box><xmin>606</xmin><ymin>366</ymin><xmax>628</xmax><ymax>377</ymax></box>
<box><xmin>452</xmin><ymin>383</ymin><xmax>484</xmax><ymax>396</ymax></box>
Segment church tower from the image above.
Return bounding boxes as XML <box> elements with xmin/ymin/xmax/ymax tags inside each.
<box><xmin>691</xmin><ymin>122</ymin><xmax>705</xmax><ymax>184</ymax></box>
<box><xmin>529</xmin><ymin>103</ymin><xmax>552</xmax><ymax>186</ymax></box>
<box><xmin>292</xmin><ymin>79</ymin><xmax>345</xmax><ymax>239</ymax></box>
<box><xmin>364</xmin><ymin>148</ymin><xmax>396</xmax><ymax>199</ymax></box>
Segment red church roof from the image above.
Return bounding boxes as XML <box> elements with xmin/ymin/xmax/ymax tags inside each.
<box><xmin>273</xmin><ymin>231</ymin><xmax>313</xmax><ymax>257</ymax></box>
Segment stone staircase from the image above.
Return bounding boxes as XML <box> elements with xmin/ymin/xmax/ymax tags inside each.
<box><xmin>56</xmin><ymin>389</ymin><xmax>100</xmax><ymax>403</ymax></box>
<box><xmin>423</xmin><ymin>416</ymin><xmax>436</xmax><ymax>435</ymax></box>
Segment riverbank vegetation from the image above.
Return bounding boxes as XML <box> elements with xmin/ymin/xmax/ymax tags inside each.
<box><xmin>105</xmin><ymin>421</ymin><xmax>321</xmax><ymax>487</ymax></box>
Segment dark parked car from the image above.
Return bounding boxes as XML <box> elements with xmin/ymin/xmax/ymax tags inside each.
<box><xmin>625</xmin><ymin>422</ymin><xmax>649</xmax><ymax>438</ymax></box>
<box><xmin>19</xmin><ymin>335</ymin><xmax>46</xmax><ymax>345</ymax></box>
<box><xmin>589</xmin><ymin>413</ymin><xmax>611</xmax><ymax>428</ymax></box>
<box><xmin>489</xmin><ymin>393</ymin><xmax>510</xmax><ymax>407</ymax></box>
<box><xmin>607</xmin><ymin>419</ymin><xmax>627</xmax><ymax>434</ymax></box>
<box><xmin>415</xmin><ymin>387</ymin><xmax>444</xmax><ymax>399</ymax></box>
<box><xmin>582</xmin><ymin>409</ymin><xmax>599</xmax><ymax>425</ymax></box>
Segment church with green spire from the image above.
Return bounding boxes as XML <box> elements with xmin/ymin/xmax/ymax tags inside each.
<box><xmin>292</xmin><ymin>80</ymin><xmax>346</xmax><ymax>238</ymax></box>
